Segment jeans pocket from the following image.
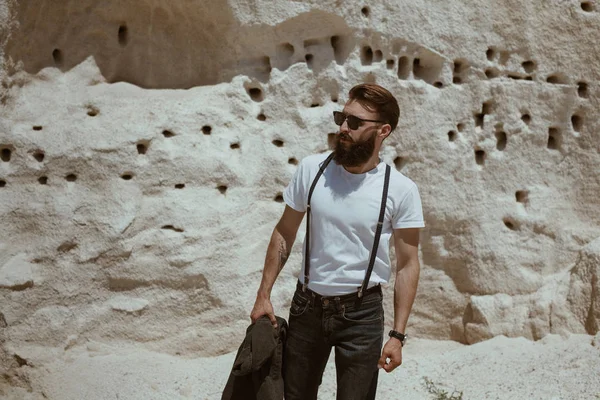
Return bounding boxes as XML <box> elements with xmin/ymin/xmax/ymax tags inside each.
<box><xmin>289</xmin><ymin>292</ymin><xmax>310</xmax><ymax>317</ymax></box>
<box><xmin>341</xmin><ymin>302</ymin><xmax>382</xmax><ymax>324</ymax></box>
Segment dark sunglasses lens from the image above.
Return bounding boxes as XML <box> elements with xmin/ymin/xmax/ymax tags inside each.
<box><xmin>333</xmin><ymin>111</ymin><xmax>345</xmax><ymax>126</ymax></box>
<box><xmin>346</xmin><ymin>115</ymin><xmax>360</xmax><ymax>130</ymax></box>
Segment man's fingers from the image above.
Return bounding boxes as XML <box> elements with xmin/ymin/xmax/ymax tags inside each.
<box><xmin>269</xmin><ymin>313</ymin><xmax>278</xmax><ymax>328</ymax></box>
<box><xmin>384</xmin><ymin>359</ymin><xmax>401</xmax><ymax>372</ymax></box>
<box><xmin>377</xmin><ymin>355</ymin><xmax>387</xmax><ymax>369</ymax></box>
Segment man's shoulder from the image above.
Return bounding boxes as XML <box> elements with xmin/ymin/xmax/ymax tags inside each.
<box><xmin>300</xmin><ymin>151</ymin><xmax>332</xmax><ymax>166</ymax></box>
<box><xmin>298</xmin><ymin>151</ymin><xmax>333</xmax><ymax>171</ymax></box>
<box><xmin>384</xmin><ymin>164</ymin><xmax>419</xmax><ymax>192</ymax></box>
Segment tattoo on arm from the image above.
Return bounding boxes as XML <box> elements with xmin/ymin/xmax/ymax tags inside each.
<box><xmin>278</xmin><ymin>240</ymin><xmax>290</xmax><ymax>271</ymax></box>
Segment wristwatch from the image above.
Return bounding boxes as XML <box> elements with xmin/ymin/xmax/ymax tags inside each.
<box><xmin>388</xmin><ymin>330</ymin><xmax>407</xmax><ymax>346</ymax></box>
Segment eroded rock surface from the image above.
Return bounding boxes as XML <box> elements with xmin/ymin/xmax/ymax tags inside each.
<box><xmin>1</xmin><ymin>3</ymin><xmax>599</xmax><ymax>394</ymax></box>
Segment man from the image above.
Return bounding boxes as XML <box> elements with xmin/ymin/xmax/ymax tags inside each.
<box><xmin>250</xmin><ymin>83</ymin><xmax>424</xmax><ymax>400</ymax></box>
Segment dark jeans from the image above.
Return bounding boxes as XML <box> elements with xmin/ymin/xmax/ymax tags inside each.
<box><xmin>283</xmin><ymin>281</ymin><xmax>384</xmax><ymax>400</ymax></box>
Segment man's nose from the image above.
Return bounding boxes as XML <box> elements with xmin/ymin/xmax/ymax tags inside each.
<box><xmin>339</xmin><ymin>118</ymin><xmax>350</xmax><ymax>133</ymax></box>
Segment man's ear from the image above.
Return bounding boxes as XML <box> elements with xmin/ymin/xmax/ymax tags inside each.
<box><xmin>380</xmin><ymin>124</ymin><xmax>392</xmax><ymax>139</ymax></box>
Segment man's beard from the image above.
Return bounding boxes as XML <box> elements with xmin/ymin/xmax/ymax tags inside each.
<box><xmin>333</xmin><ymin>130</ymin><xmax>377</xmax><ymax>167</ymax></box>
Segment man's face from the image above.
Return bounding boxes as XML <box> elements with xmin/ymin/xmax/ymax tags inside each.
<box><xmin>333</xmin><ymin>100</ymin><xmax>382</xmax><ymax>168</ymax></box>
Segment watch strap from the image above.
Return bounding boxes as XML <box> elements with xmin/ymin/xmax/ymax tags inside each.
<box><xmin>388</xmin><ymin>330</ymin><xmax>406</xmax><ymax>345</ymax></box>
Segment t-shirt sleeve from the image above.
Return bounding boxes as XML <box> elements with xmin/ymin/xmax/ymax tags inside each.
<box><xmin>283</xmin><ymin>160</ymin><xmax>308</xmax><ymax>212</ymax></box>
<box><xmin>392</xmin><ymin>183</ymin><xmax>425</xmax><ymax>229</ymax></box>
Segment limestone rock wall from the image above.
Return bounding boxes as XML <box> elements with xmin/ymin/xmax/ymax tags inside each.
<box><xmin>1</xmin><ymin>0</ymin><xmax>600</xmax><ymax>390</ymax></box>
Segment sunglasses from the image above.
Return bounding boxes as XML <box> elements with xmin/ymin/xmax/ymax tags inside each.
<box><xmin>333</xmin><ymin>111</ymin><xmax>386</xmax><ymax>130</ymax></box>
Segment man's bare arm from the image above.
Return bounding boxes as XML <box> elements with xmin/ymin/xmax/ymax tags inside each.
<box><xmin>392</xmin><ymin>227</ymin><xmax>421</xmax><ymax>333</ymax></box>
<box><xmin>251</xmin><ymin>205</ymin><xmax>305</xmax><ymax>324</ymax></box>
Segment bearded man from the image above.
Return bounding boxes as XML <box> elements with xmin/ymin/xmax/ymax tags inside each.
<box><xmin>250</xmin><ymin>83</ymin><xmax>425</xmax><ymax>400</ymax></box>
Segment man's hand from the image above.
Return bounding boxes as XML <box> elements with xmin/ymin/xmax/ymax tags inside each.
<box><xmin>250</xmin><ymin>296</ymin><xmax>278</xmax><ymax>327</ymax></box>
<box><xmin>378</xmin><ymin>338</ymin><xmax>403</xmax><ymax>372</ymax></box>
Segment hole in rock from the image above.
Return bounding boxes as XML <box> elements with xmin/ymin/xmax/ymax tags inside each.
<box><xmin>508</xmin><ymin>74</ymin><xmax>524</xmax><ymax>80</ymax></box>
<box><xmin>453</xmin><ymin>60</ymin><xmax>465</xmax><ymax>73</ymax></box>
<box><xmin>331</xmin><ymin>95</ymin><xmax>338</xmax><ymax>103</ymax></box>
<box><xmin>571</xmin><ymin>114</ymin><xmax>583</xmax><ymax>132</ymax></box>
<box><xmin>248</xmin><ymin>87</ymin><xmax>264</xmax><ymax>102</ymax></box>
<box><xmin>288</xmin><ymin>157</ymin><xmax>298</xmax><ymax>165</ymax></box>
<box><xmin>581</xmin><ymin>1</ymin><xmax>594</xmax><ymax>11</ymax></box>
<box><xmin>0</xmin><ymin>180</ymin><xmax>5</xmax><ymax>187</ymax></box>
<box><xmin>482</xmin><ymin>101</ymin><xmax>493</xmax><ymax>115</ymax></box>
<box><xmin>305</xmin><ymin>54</ymin><xmax>314</xmax><ymax>69</ymax></box>
<box><xmin>162</xmin><ymin>130</ymin><xmax>175</xmax><ymax>138</ymax></box>
<box><xmin>33</xmin><ymin>126</ymin><xmax>42</xmax><ymax>131</ymax></box>
<box><xmin>361</xmin><ymin>46</ymin><xmax>373</xmax><ymax>65</ymax></box>
<box><xmin>547</xmin><ymin>127</ymin><xmax>561</xmax><ymax>150</ymax></box>
<box><xmin>202</xmin><ymin>126</ymin><xmax>212</xmax><ymax>135</ymax></box>
<box><xmin>65</xmin><ymin>174</ymin><xmax>77</xmax><ymax>182</ymax></box>
<box><xmin>14</xmin><ymin>355</ymin><xmax>28</xmax><ymax>367</ymax></box>
<box><xmin>0</xmin><ymin>148</ymin><xmax>11</xmax><ymax>162</ymax></box>
<box><xmin>52</xmin><ymin>49</ymin><xmax>63</xmax><ymax>67</ymax></box>
<box><xmin>495</xmin><ymin>131</ymin><xmax>507</xmax><ymax>151</ymax></box>
<box><xmin>525</xmin><ymin>76</ymin><xmax>533</xmax><ymax>81</ymax></box>
<box><xmin>278</xmin><ymin>43</ymin><xmax>294</xmax><ymax>58</ymax></box>
<box><xmin>230</xmin><ymin>142</ymin><xmax>240</xmax><ymax>149</ymax></box>
<box><xmin>397</xmin><ymin>56</ymin><xmax>411</xmax><ymax>80</ymax></box>
<box><xmin>373</xmin><ymin>50</ymin><xmax>383</xmax><ymax>62</ymax></box>
<box><xmin>515</xmin><ymin>190</ymin><xmax>529</xmax><ymax>203</ymax></box>
<box><xmin>175</xmin><ymin>184</ymin><xmax>185</xmax><ymax>189</ymax></box>
<box><xmin>485</xmin><ymin>68</ymin><xmax>500</xmax><ymax>79</ymax></box>
<box><xmin>412</xmin><ymin>57</ymin><xmax>444</xmax><ymax>85</ymax></box>
<box><xmin>457</xmin><ymin>123</ymin><xmax>465</xmax><ymax>132</ymax></box>
<box><xmin>475</xmin><ymin>149</ymin><xmax>486</xmax><ymax>165</ymax></box>
<box><xmin>33</xmin><ymin>151</ymin><xmax>45</xmax><ymax>162</ymax></box>
<box><xmin>546</xmin><ymin>74</ymin><xmax>568</xmax><ymax>84</ymax></box>
<box><xmin>330</xmin><ymin>35</ymin><xmax>349</xmax><ymax>64</ymax></box>
<box><xmin>310</xmin><ymin>103</ymin><xmax>320</xmax><ymax>108</ymax></box>
<box><xmin>386</xmin><ymin>59</ymin><xmax>395</xmax><ymax>69</ymax></box>
<box><xmin>522</xmin><ymin>60</ymin><xmax>536</xmax><ymax>73</ymax></box>
<box><xmin>394</xmin><ymin>157</ymin><xmax>407</xmax><ymax>171</ymax></box>
<box><xmin>161</xmin><ymin>225</ymin><xmax>184</xmax><ymax>233</ymax></box>
<box><xmin>57</xmin><ymin>241</ymin><xmax>77</xmax><ymax>252</ymax></box>
<box><xmin>121</xmin><ymin>173</ymin><xmax>133</xmax><ymax>180</ymax></box>
<box><xmin>521</xmin><ymin>114</ymin><xmax>531</xmax><ymax>125</ymax></box>
<box><xmin>503</xmin><ymin>218</ymin><xmax>517</xmax><ymax>230</ymax></box>
<box><xmin>475</xmin><ymin>114</ymin><xmax>484</xmax><ymax>128</ymax></box>
<box><xmin>257</xmin><ymin>113</ymin><xmax>266</xmax><ymax>121</ymax></box>
<box><xmin>86</xmin><ymin>106</ymin><xmax>99</xmax><ymax>117</ymax></box>
<box><xmin>136</xmin><ymin>142</ymin><xmax>148</xmax><ymax>154</ymax></box>
<box><xmin>448</xmin><ymin>131</ymin><xmax>457</xmax><ymax>142</ymax></box>
<box><xmin>361</xmin><ymin>6</ymin><xmax>370</xmax><ymax>17</ymax></box>
<box><xmin>452</xmin><ymin>77</ymin><xmax>462</xmax><ymax>84</ymax></box>
<box><xmin>274</xmin><ymin>193</ymin><xmax>284</xmax><ymax>203</ymax></box>
<box><xmin>217</xmin><ymin>185</ymin><xmax>228</xmax><ymax>194</ymax></box>
<box><xmin>433</xmin><ymin>81</ymin><xmax>444</xmax><ymax>88</ymax></box>
<box><xmin>118</xmin><ymin>25</ymin><xmax>128</xmax><ymax>46</ymax></box>
<box><xmin>577</xmin><ymin>82</ymin><xmax>588</xmax><ymax>98</ymax></box>
<box><xmin>486</xmin><ymin>47</ymin><xmax>496</xmax><ymax>61</ymax></box>
<box><xmin>272</xmin><ymin>139</ymin><xmax>284</xmax><ymax>147</ymax></box>
<box><xmin>38</xmin><ymin>176</ymin><xmax>48</xmax><ymax>185</ymax></box>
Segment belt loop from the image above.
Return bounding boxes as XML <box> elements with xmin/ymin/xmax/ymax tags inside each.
<box><xmin>357</xmin><ymin>287</ymin><xmax>363</xmax><ymax>299</ymax></box>
<box><xmin>302</xmin><ymin>282</ymin><xmax>307</xmax><ymax>292</ymax></box>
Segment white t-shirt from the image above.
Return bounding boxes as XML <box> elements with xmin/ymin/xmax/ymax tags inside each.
<box><xmin>284</xmin><ymin>152</ymin><xmax>425</xmax><ymax>296</ymax></box>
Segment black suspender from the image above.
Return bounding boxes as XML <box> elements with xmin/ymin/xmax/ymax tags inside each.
<box><xmin>359</xmin><ymin>164</ymin><xmax>391</xmax><ymax>297</ymax></box>
<box><xmin>302</xmin><ymin>153</ymin><xmax>392</xmax><ymax>298</ymax></box>
<box><xmin>303</xmin><ymin>152</ymin><xmax>335</xmax><ymax>292</ymax></box>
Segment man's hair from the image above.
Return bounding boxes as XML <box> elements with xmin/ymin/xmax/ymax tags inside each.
<box><xmin>348</xmin><ymin>83</ymin><xmax>400</xmax><ymax>131</ymax></box>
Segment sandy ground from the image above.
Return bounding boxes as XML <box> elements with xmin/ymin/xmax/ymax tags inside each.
<box><xmin>3</xmin><ymin>333</ymin><xmax>599</xmax><ymax>400</ymax></box>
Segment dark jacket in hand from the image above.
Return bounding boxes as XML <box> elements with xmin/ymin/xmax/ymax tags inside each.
<box><xmin>222</xmin><ymin>316</ymin><xmax>288</xmax><ymax>400</ymax></box>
